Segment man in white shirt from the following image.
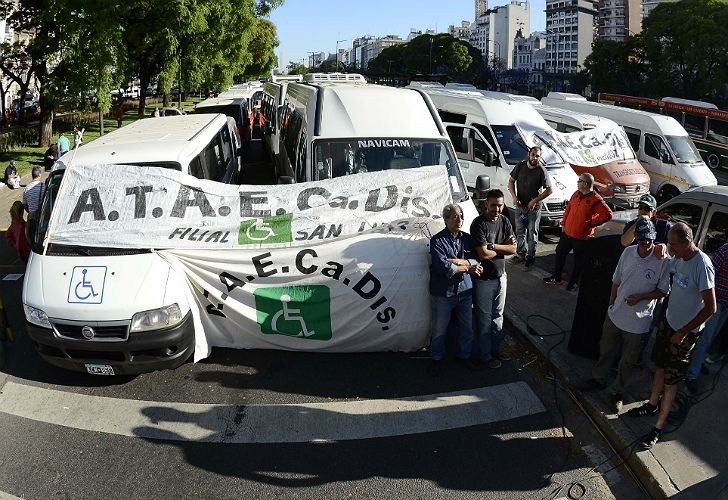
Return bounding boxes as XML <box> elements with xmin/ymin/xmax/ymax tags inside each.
<box><xmin>583</xmin><ymin>219</ymin><xmax>670</xmax><ymax>413</ymax></box>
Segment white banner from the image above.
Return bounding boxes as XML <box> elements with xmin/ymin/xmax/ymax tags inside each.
<box><xmin>47</xmin><ymin>165</ymin><xmax>453</xmax><ymax>359</ymax></box>
<box><xmin>48</xmin><ymin>164</ymin><xmax>451</xmax><ymax>249</ymax></box>
<box><xmin>533</xmin><ymin>126</ymin><xmax>636</xmax><ymax>167</ymax></box>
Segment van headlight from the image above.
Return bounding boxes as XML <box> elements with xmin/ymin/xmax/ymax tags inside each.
<box><xmin>24</xmin><ymin>304</ymin><xmax>51</xmax><ymax>329</ymax></box>
<box><xmin>608</xmin><ymin>183</ymin><xmax>627</xmax><ymax>193</ymax></box>
<box><xmin>130</xmin><ymin>304</ymin><xmax>183</xmax><ymax>333</ymax></box>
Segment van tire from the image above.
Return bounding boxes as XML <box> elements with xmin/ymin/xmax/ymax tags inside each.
<box><xmin>657</xmin><ymin>185</ymin><xmax>680</xmax><ymax>205</ymax></box>
<box><xmin>707</xmin><ymin>153</ymin><xmax>721</xmax><ymax>170</ymax></box>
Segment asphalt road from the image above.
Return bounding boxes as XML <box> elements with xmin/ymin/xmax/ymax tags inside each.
<box><xmin>0</xmin><ymin>145</ymin><xmax>642</xmax><ymax>500</ymax></box>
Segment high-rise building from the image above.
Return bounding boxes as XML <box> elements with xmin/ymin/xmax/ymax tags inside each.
<box><xmin>545</xmin><ymin>0</ymin><xmax>598</xmax><ymax>75</ymax></box>
<box><xmin>512</xmin><ymin>30</ymin><xmax>547</xmax><ymax>89</ymax></box>
<box><xmin>643</xmin><ymin>0</ymin><xmax>677</xmax><ymax>17</ymax></box>
<box><xmin>473</xmin><ymin>0</ymin><xmax>530</xmax><ymax>70</ymax></box>
<box><xmin>597</xmin><ymin>0</ymin><xmax>642</xmax><ymax>41</ymax></box>
<box><xmin>449</xmin><ymin>21</ymin><xmax>473</xmax><ymax>42</ymax></box>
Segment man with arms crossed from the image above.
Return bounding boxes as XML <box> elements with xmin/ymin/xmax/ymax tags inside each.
<box><xmin>627</xmin><ymin>223</ymin><xmax>715</xmax><ymax>449</ymax></box>
<box><xmin>470</xmin><ymin>190</ymin><xmax>517</xmax><ymax>368</ymax></box>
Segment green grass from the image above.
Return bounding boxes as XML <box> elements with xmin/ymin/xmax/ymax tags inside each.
<box><xmin>0</xmin><ymin>98</ymin><xmax>202</xmax><ymax>178</ymax></box>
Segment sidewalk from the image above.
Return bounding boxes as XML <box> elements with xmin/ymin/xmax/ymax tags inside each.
<box><xmin>0</xmin><ymin>169</ymin><xmax>48</xmax><ymax>230</ymax></box>
<box><xmin>505</xmin><ymin>258</ymin><xmax>728</xmax><ymax>499</ymax></box>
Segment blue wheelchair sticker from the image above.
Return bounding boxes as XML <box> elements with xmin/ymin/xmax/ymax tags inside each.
<box><xmin>67</xmin><ymin>266</ymin><xmax>107</xmax><ymax>304</ymax></box>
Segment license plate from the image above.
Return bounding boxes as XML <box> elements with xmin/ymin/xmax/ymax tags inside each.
<box><xmin>85</xmin><ymin>364</ymin><xmax>115</xmax><ymax>375</ymax></box>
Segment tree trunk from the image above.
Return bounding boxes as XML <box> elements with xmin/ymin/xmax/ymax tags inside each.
<box><xmin>163</xmin><ymin>93</ymin><xmax>170</xmax><ymax>107</ymax></box>
<box><xmin>39</xmin><ymin>104</ymin><xmax>54</xmax><ymax>147</ymax></box>
<box><xmin>98</xmin><ymin>109</ymin><xmax>104</xmax><ymax>136</ymax></box>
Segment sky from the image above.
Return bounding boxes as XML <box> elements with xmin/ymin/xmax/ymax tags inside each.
<box><xmin>269</xmin><ymin>0</ymin><xmax>547</xmax><ymax>70</ymax></box>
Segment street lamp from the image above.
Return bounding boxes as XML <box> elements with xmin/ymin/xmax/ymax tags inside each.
<box><xmin>335</xmin><ymin>39</ymin><xmax>347</xmax><ymax>72</ymax></box>
<box><xmin>429</xmin><ymin>37</ymin><xmax>443</xmax><ymax>76</ymax></box>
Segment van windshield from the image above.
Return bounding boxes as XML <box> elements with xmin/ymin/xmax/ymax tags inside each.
<box><xmin>314</xmin><ymin>138</ymin><xmax>467</xmax><ymax>200</ymax></box>
<box><xmin>666</xmin><ymin>135</ymin><xmax>703</xmax><ymax>164</ymax></box>
<box><xmin>491</xmin><ymin>125</ymin><xmax>530</xmax><ymax>164</ymax></box>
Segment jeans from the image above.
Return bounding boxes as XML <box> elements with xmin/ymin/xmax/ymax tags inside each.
<box><xmin>687</xmin><ymin>302</ymin><xmax>728</xmax><ymax>380</ymax></box>
<box><xmin>552</xmin><ymin>234</ymin><xmax>587</xmax><ymax>286</ymax></box>
<box><xmin>515</xmin><ymin>206</ymin><xmax>541</xmax><ymax>259</ymax></box>
<box><xmin>430</xmin><ymin>291</ymin><xmax>474</xmax><ymax>361</ymax></box>
<box><xmin>473</xmin><ymin>274</ymin><xmax>507</xmax><ymax>361</ymax></box>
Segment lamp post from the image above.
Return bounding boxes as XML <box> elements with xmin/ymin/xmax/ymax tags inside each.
<box><xmin>335</xmin><ymin>39</ymin><xmax>347</xmax><ymax>72</ymax></box>
<box><xmin>429</xmin><ymin>37</ymin><xmax>443</xmax><ymax>76</ymax></box>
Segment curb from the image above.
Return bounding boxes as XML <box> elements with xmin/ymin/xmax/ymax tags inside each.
<box><xmin>504</xmin><ymin>303</ymin><xmax>678</xmax><ymax>500</ymax></box>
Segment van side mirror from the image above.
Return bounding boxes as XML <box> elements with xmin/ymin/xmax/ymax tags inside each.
<box><xmin>236</xmin><ymin>147</ymin><xmax>244</xmax><ymax>157</ymax></box>
<box><xmin>661</xmin><ymin>151</ymin><xmax>673</xmax><ymax>164</ymax></box>
<box><xmin>278</xmin><ymin>175</ymin><xmax>295</xmax><ymax>184</ymax></box>
<box><xmin>475</xmin><ymin>150</ymin><xmax>495</xmax><ymax>167</ymax></box>
<box><xmin>473</xmin><ymin>175</ymin><xmax>491</xmax><ymax>205</ymax></box>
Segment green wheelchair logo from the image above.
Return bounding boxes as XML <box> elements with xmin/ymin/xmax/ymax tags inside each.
<box><xmin>254</xmin><ymin>286</ymin><xmax>332</xmax><ymax>340</ymax></box>
<box><xmin>578</xmin><ymin>149</ymin><xmax>596</xmax><ymax>164</ymax></box>
<box><xmin>238</xmin><ymin>213</ymin><xmax>293</xmax><ymax>244</ymax></box>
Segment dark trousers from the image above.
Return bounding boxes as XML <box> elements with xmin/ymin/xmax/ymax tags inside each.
<box><xmin>553</xmin><ymin>233</ymin><xmax>587</xmax><ymax>286</ymax></box>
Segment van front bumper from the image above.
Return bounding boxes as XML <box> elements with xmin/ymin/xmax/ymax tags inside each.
<box><xmin>26</xmin><ymin>312</ymin><xmax>195</xmax><ymax>375</ymax></box>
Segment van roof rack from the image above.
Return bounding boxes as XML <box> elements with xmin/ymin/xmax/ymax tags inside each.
<box><xmin>303</xmin><ymin>73</ymin><xmax>367</xmax><ymax>84</ymax></box>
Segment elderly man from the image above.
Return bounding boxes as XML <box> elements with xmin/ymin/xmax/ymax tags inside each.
<box><xmin>627</xmin><ymin>223</ymin><xmax>716</xmax><ymax>450</ymax></box>
<box><xmin>428</xmin><ymin>203</ymin><xmax>483</xmax><ymax>376</ymax></box>
<box><xmin>543</xmin><ymin>172</ymin><xmax>613</xmax><ymax>291</ymax></box>
<box><xmin>584</xmin><ymin>219</ymin><xmax>671</xmax><ymax>412</ymax></box>
<box><xmin>508</xmin><ymin>146</ymin><xmax>553</xmax><ymax>268</ymax></box>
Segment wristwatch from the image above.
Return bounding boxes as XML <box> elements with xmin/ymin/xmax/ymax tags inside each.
<box><xmin>487</xmin><ymin>243</ymin><xmax>495</xmax><ymax>251</ymax></box>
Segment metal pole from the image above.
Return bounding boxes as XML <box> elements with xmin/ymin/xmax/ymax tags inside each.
<box><xmin>335</xmin><ymin>39</ymin><xmax>346</xmax><ymax>72</ymax></box>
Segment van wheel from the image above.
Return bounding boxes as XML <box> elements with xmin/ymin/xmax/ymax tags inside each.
<box><xmin>707</xmin><ymin>153</ymin><xmax>721</xmax><ymax>170</ymax></box>
<box><xmin>657</xmin><ymin>185</ymin><xmax>680</xmax><ymax>205</ymax></box>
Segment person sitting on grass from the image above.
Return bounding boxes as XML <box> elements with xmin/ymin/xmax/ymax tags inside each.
<box><xmin>3</xmin><ymin>160</ymin><xmax>20</xmax><ymax>189</ymax></box>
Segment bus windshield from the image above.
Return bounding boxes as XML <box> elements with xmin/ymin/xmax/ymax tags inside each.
<box><xmin>314</xmin><ymin>138</ymin><xmax>468</xmax><ymax>201</ymax></box>
<box><xmin>666</xmin><ymin>135</ymin><xmax>703</xmax><ymax>164</ymax></box>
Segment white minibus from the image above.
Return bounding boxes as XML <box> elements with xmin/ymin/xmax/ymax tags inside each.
<box><xmin>542</xmin><ymin>92</ymin><xmax>717</xmax><ymax>203</ymax></box>
<box><xmin>261</xmin><ymin>75</ymin><xmax>303</xmax><ymax>159</ymax></box>
<box><xmin>415</xmin><ymin>88</ymin><xmax>578</xmax><ymax>228</ymax></box>
<box><xmin>275</xmin><ymin>73</ymin><xmax>482</xmax><ymax>226</ymax></box>
<box><xmin>24</xmin><ymin>114</ymin><xmax>243</xmax><ymax>375</ymax></box>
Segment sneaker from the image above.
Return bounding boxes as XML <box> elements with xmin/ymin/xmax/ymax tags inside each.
<box><xmin>482</xmin><ymin>357</ymin><xmax>502</xmax><ymax>369</ymax></box>
<box><xmin>626</xmin><ymin>401</ymin><xmax>659</xmax><ymax>418</ymax></box>
<box><xmin>566</xmin><ymin>283</ymin><xmax>578</xmax><ymax>291</ymax></box>
<box><xmin>612</xmin><ymin>393</ymin><xmax>624</xmax><ymax>414</ymax></box>
<box><xmin>543</xmin><ymin>276</ymin><xmax>562</xmax><ymax>285</ymax></box>
<box><xmin>494</xmin><ymin>352</ymin><xmax>512</xmax><ymax>362</ymax></box>
<box><xmin>525</xmin><ymin>257</ymin><xmax>535</xmax><ymax>268</ymax></box>
<box><xmin>685</xmin><ymin>378</ymin><xmax>699</xmax><ymax>395</ymax></box>
<box><xmin>428</xmin><ymin>359</ymin><xmax>442</xmax><ymax>377</ymax></box>
<box><xmin>511</xmin><ymin>255</ymin><xmax>526</xmax><ymax>264</ymax></box>
<box><xmin>706</xmin><ymin>352</ymin><xmax>725</xmax><ymax>365</ymax></box>
<box><xmin>458</xmin><ymin>358</ymin><xmax>481</xmax><ymax>371</ymax></box>
<box><xmin>640</xmin><ymin>427</ymin><xmax>662</xmax><ymax>450</ymax></box>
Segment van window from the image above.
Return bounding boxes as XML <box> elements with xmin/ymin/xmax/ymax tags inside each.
<box><xmin>313</xmin><ymin>137</ymin><xmax>467</xmax><ymax>199</ymax></box>
<box><xmin>196</xmin><ymin>104</ymin><xmax>243</xmax><ymax>126</ymax></box>
<box><xmin>438</xmin><ymin>110</ymin><xmax>467</xmax><ymax>124</ymax></box>
<box><xmin>659</xmin><ymin>203</ymin><xmax>703</xmax><ymax>233</ymax></box>
<box><xmin>472</xmin><ymin>124</ymin><xmax>498</xmax><ymax>157</ymax></box>
<box><xmin>703</xmin><ymin>210</ymin><xmax>728</xmax><ymax>255</ymax></box>
<box><xmin>624</xmin><ymin>127</ymin><xmax>641</xmax><ymax>152</ymax></box>
<box><xmin>644</xmin><ymin>133</ymin><xmax>671</xmax><ymax>163</ymax></box>
<box><xmin>194</xmin><ymin>132</ymin><xmax>226</xmax><ymax>181</ymax></box>
<box><xmin>665</xmin><ymin>135</ymin><xmax>703</xmax><ymax>164</ymax></box>
<box><xmin>491</xmin><ymin>125</ymin><xmax>529</xmax><ymax>164</ymax></box>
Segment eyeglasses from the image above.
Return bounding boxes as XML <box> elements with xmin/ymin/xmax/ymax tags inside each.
<box><xmin>638</xmin><ymin>205</ymin><xmax>653</xmax><ymax>211</ymax></box>
<box><xmin>577</xmin><ymin>179</ymin><xmax>589</xmax><ymax>184</ymax></box>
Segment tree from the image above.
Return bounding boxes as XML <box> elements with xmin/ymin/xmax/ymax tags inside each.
<box><xmin>583</xmin><ymin>37</ymin><xmax>645</xmax><ymax>95</ymax></box>
<box><xmin>642</xmin><ymin>0</ymin><xmax>728</xmax><ymax>101</ymax></box>
<box><xmin>240</xmin><ymin>18</ymin><xmax>280</xmax><ymax>80</ymax></box>
<box><xmin>287</xmin><ymin>62</ymin><xmax>308</xmax><ymax>75</ymax></box>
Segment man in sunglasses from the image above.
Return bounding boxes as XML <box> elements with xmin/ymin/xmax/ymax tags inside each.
<box><xmin>621</xmin><ymin>194</ymin><xmax>672</xmax><ymax>248</ymax></box>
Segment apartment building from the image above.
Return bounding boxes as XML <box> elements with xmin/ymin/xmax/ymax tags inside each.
<box><xmin>643</xmin><ymin>0</ymin><xmax>677</xmax><ymax>17</ymax></box>
<box><xmin>449</xmin><ymin>21</ymin><xmax>473</xmax><ymax>42</ymax></box>
<box><xmin>545</xmin><ymin>0</ymin><xmax>598</xmax><ymax>75</ymax></box>
<box><xmin>474</xmin><ymin>0</ymin><xmax>531</xmax><ymax>70</ymax></box>
<box><xmin>512</xmin><ymin>30</ymin><xmax>547</xmax><ymax>88</ymax></box>
<box><xmin>597</xmin><ymin>0</ymin><xmax>642</xmax><ymax>41</ymax></box>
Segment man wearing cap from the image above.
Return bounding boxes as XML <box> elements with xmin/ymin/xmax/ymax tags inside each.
<box><xmin>582</xmin><ymin>219</ymin><xmax>671</xmax><ymax>413</ymax></box>
<box><xmin>621</xmin><ymin>194</ymin><xmax>672</xmax><ymax>248</ymax></box>
<box><xmin>507</xmin><ymin>146</ymin><xmax>552</xmax><ymax>268</ymax></box>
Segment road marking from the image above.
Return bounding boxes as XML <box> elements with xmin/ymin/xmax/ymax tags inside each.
<box><xmin>0</xmin><ymin>380</ymin><xmax>545</xmax><ymax>443</ymax></box>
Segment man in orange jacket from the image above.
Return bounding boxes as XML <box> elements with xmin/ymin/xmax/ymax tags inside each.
<box><xmin>543</xmin><ymin>172</ymin><xmax>613</xmax><ymax>291</ymax></box>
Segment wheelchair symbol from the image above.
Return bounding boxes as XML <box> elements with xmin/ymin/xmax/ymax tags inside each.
<box><xmin>68</xmin><ymin>266</ymin><xmax>107</xmax><ymax>304</ymax></box>
<box><xmin>270</xmin><ymin>294</ymin><xmax>315</xmax><ymax>338</ymax></box>
<box><xmin>245</xmin><ymin>218</ymin><xmax>276</xmax><ymax>242</ymax></box>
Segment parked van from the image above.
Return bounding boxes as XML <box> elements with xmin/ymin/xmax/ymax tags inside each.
<box><xmin>25</xmin><ymin>114</ymin><xmax>244</xmax><ymax>375</ymax></box>
<box><xmin>195</xmin><ymin>96</ymin><xmax>249</xmax><ymax>151</ymax></box>
<box><xmin>261</xmin><ymin>75</ymin><xmax>304</xmax><ymax>159</ymax></box>
<box><xmin>413</xmin><ymin>88</ymin><xmax>578</xmax><ymax>228</ymax></box>
<box><xmin>275</xmin><ymin>74</ymin><xmax>481</xmax><ymax>225</ymax></box>
<box><xmin>542</xmin><ymin>92</ymin><xmax>717</xmax><ymax>203</ymax></box>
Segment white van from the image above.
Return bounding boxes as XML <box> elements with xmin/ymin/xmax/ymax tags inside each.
<box><xmin>542</xmin><ymin>92</ymin><xmax>717</xmax><ymax>203</ymax></box>
<box><xmin>24</xmin><ymin>114</ymin><xmax>243</xmax><ymax>375</ymax></box>
<box><xmin>261</xmin><ymin>75</ymin><xmax>303</xmax><ymax>159</ymax></box>
<box><xmin>276</xmin><ymin>73</ymin><xmax>482</xmax><ymax>225</ymax></box>
<box><xmin>195</xmin><ymin>96</ymin><xmax>250</xmax><ymax>154</ymax></box>
<box><xmin>415</xmin><ymin>88</ymin><xmax>578</xmax><ymax>228</ymax></box>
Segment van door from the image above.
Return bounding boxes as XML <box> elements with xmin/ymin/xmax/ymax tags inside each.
<box><xmin>697</xmin><ymin>207</ymin><xmax>728</xmax><ymax>255</ymax></box>
<box><xmin>443</xmin><ymin>123</ymin><xmax>496</xmax><ymax>190</ymax></box>
<box><xmin>642</xmin><ymin>133</ymin><xmax>676</xmax><ymax>195</ymax></box>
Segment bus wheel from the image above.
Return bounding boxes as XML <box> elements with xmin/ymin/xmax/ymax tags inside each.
<box><xmin>657</xmin><ymin>185</ymin><xmax>680</xmax><ymax>205</ymax></box>
<box><xmin>707</xmin><ymin>153</ymin><xmax>721</xmax><ymax>170</ymax></box>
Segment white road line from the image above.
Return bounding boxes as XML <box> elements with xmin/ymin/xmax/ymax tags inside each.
<box><xmin>0</xmin><ymin>381</ymin><xmax>545</xmax><ymax>443</ymax></box>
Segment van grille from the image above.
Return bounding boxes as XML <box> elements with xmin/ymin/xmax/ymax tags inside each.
<box><xmin>52</xmin><ymin>321</ymin><xmax>130</xmax><ymax>342</ymax></box>
<box><xmin>546</xmin><ymin>202</ymin><xmax>566</xmax><ymax>213</ymax></box>
<box><xmin>624</xmin><ymin>184</ymin><xmax>650</xmax><ymax>194</ymax></box>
